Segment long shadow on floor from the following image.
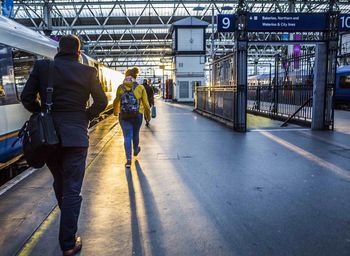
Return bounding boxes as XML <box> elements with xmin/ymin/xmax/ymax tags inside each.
<box><xmin>125</xmin><ymin>167</ymin><xmax>143</xmax><ymax>256</ymax></box>
<box><xmin>134</xmin><ymin>160</ymin><xmax>166</xmax><ymax>256</ymax></box>
<box><xmin>143</xmin><ymin>124</ymin><xmax>157</xmax><ymax>135</ymax></box>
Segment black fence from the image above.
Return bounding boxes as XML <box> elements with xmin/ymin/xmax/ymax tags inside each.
<box><xmin>195</xmin><ymin>52</ymin><xmax>315</xmax><ymax>127</ymax></box>
<box><xmin>196</xmin><ymin>86</ymin><xmax>236</xmax><ymax>122</ymax></box>
<box><xmin>196</xmin><ymin>54</ymin><xmax>238</xmax><ymax>123</ymax></box>
<box><xmin>247</xmin><ymin>52</ymin><xmax>315</xmax><ymax>125</ymax></box>
<box><xmin>247</xmin><ymin>85</ymin><xmax>313</xmax><ymax>123</ymax></box>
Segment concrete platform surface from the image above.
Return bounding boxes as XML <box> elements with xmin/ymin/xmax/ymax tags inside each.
<box><xmin>1</xmin><ymin>101</ymin><xmax>350</xmax><ymax>256</ymax></box>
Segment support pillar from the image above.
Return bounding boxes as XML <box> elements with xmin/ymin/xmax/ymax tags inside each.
<box><xmin>324</xmin><ymin>7</ymin><xmax>339</xmax><ymax>130</ymax></box>
<box><xmin>311</xmin><ymin>43</ymin><xmax>327</xmax><ymax>130</ymax></box>
<box><xmin>210</xmin><ymin>5</ymin><xmax>215</xmax><ymax>87</ymax></box>
<box><xmin>324</xmin><ymin>39</ymin><xmax>338</xmax><ymax>129</ymax></box>
<box><xmin>234</xmin><ymin>7</ymin><xmax>247</xmax><ymax>132</ymax></box>
<box><xmin>312</xmin><ymin>4</ymin><xmax>338</xmax><ymax>130</ymax></box>
<box><xmin>43</xmin><ymin>0</ymin><xmax>52</xmax><ymax>36</ymax></box>
<box><xmin>235</xmin><ymin>40</ymin><xmax>247</xmax><ymax>132</ymax></box>
<box><xmin>273</xmin><ymin>54</ymin><xmax>280</xmax><ymax>114</ymax></box>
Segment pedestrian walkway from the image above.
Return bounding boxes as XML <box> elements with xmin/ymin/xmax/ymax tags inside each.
<box><xmin>2</xmin><ymin>100</ymin><xmax>350</xmax><ymax>256</ymax></box>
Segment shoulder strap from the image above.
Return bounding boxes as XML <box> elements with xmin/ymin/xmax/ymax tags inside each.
<box><xmin>45</xmin><ymin>61</ymin><xmax>55</xmax><ymax>113</ymax></box>
<box><xmin>121</xmin><ymin>85</ymin><xmax>127</xmax><ymax>92</ymax></box>
<box><xmin>132</xmin><ymin>82</ymin><xmax>138</xmax><ymax>91</ymax></box>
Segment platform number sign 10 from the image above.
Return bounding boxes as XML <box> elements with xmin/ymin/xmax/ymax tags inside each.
<box><xmin>340</xmin><ymin>15</ymin><xmax>350</xmax><ymax>31</ymax></box>
<box><xmin>217</xmin><ymin>14</ymin><xmax>235</xmax><ymax>33</ymax></box>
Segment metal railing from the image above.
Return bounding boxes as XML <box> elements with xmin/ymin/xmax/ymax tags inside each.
<box><xmin>196</xmin><ymin>86</ymin><xmax>236</xmax><ymax>122</ymax></box>
<box><xmin>247</xmin><ymin>85</ymin><xmax>313</xmax><ymax>123</ymax></box>
<box><xmin>196</xmin><ymin>84</ymin><xmax>313</xmax><ymax>125</ymax></box>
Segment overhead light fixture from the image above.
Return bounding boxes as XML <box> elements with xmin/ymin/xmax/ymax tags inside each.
<box><xmin>193</xmin><ymin>6</ymin><xmax>205</xmax><ymax>11</ymax></box>
<box><xmin>221</xmin><ymin>6</ymin><xmax>233</xmax><ymax>11</ymax></box>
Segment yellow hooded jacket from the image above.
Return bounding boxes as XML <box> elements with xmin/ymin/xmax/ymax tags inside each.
<box><xmin>113</xmin><ymin>81</ymin><xmax>151</xmax><ymax>121</ymax></box>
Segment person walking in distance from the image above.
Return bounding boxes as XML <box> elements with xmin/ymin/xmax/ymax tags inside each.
<box><xmin>142</xmin><ymin>79</ymin><xmax>155</xmax><ymax>126</ymax></box>
<box><xmin>21</xmin><ymin>35</ymin><xmax>108</xmax><ymax>256</ymax></box>
<box><xmin>113</xmin><ymin>67</ymin><xmax>151</xmax><ymax>168</ymax></box>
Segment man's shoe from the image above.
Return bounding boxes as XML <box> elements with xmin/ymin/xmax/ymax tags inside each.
<box><xmin>134</xmin><ymin>146</ymin><xmax>141</xmax><ymax>156</ymax></box>
<box><xmin>125</xmin><ymin>160</ymin><xmax>131</xmax><ymax>168</ymax></box>
<box><xmin>63</xmin><ymin>236</ymin><xmax>82</xmax><ymax>256</ymax></box>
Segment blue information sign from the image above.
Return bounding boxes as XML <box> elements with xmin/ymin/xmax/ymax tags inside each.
<box><xmin>217</xmin><ymin>13</ymin><xmax>350</xmax><ymax>33</ymax></box>
<box><xmin>339</xmin><ymin>14</ymin><xmax>350</xmax><ymax>31</ymax></box>
<box><xmin>217</xmin><ymin>14</ymin><xmax>235</xmax><ymax>33</ymax></box>
<box><xmin>247</xmin><ymin>13</ymin><xmax>328</xmax><ymax>32</ymax></box>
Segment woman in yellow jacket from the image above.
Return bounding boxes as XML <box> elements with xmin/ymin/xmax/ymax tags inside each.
<box><xmin>113</xmin><ymin>67</ymin><xmax>151</xmax><ymax>168</ymax></box>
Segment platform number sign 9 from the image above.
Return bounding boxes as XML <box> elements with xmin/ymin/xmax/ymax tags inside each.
<box><xmin>339</xmin><ymin>15</ymin><xmax>350</xmax><ymax>31</ymax></box>
<box><xmin>217</xmin><ymin>14</ymin><xmax>235</xmax><ymax>33</ymax></box>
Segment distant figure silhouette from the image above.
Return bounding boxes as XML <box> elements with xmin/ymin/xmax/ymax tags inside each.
<box><xmin>143</xmin><ymin>79</ymin><xmax>155</xmax><ymax>126</ymax></box>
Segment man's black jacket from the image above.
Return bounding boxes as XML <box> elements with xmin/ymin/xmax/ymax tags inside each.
<box><xmin>21</xmin><ymin>53</ymin><xmax>108</xmax><ymax>147</ymax></box>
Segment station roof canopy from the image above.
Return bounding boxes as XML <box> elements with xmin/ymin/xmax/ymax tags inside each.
<box><xmin>172</xmin><ymin>17</ymin><xmax>209</xmax><ymax>27</ymax></box>
<box><xmin>10</xmin><ymin>0</ymin><xmax>350</xmax><ymax>68</ymax></box>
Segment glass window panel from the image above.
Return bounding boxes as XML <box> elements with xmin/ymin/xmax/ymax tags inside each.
<box><xmin>339</xmin><ymin>75</ymin><xmax>350</xmax><ymax>89</ymax></box>
<box><xmin>13</xmin><ymin>49</ymin><xmax>39</xmax><ymax>101</ymax></box>
<box><xmin>0</xmin><ymin>44</ymin><xmax>15</xmax><ymax>105</ymax></box>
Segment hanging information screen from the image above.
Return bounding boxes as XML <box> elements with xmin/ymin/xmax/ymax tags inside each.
<box><xmin>247</xmin><ymin>13</ymin><xmax>328</xmax><ymax>32</ymax></box>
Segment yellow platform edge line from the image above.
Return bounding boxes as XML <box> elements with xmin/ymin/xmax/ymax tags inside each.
<box><xmin>16</xmin><ymin>120</ymin><xmax>119</xmax><ymax>255</ymax></box>
<box><xmin>18</xmin><ymin>206</ymin><xmax>60</xmax><ymax>256</ymax></box>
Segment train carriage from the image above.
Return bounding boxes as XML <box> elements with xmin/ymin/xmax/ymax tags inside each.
<box><xmin>247</xmin><ymin>67</ymin><xmax>350</xmax><ymax>107</ymax></box>
<box><xmin>335</xmin><ymin>65</ymin><xmax>350</xmax><ymax>106</ymax></box>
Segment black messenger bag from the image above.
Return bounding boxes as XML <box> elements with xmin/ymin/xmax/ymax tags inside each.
<box><xmin>15</xmin><ymin>61</ymin><xmax>59</xmax><ymax>168</ymax></box>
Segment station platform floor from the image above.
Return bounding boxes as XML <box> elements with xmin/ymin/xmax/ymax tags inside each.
<box><xmin>1</xmin><ymin>100</ymin><xmax>350</xmax><ymax>256</ymax></box>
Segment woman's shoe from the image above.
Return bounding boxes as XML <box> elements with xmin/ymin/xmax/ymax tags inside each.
<box><xmin>125</xmin><ymin>160</ymin><xmax>131</xmax><ymax>168</ymax></box>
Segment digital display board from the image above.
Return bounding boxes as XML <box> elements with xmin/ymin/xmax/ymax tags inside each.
<box><xmin>217</xmin><ymin>13</ymin><xmax>350</xmax><ymax>33</ymax></box>
<box><xmin>247</xmin><ymin>13</ymin><xmax>328</xmax><ymax>32</ymax></box>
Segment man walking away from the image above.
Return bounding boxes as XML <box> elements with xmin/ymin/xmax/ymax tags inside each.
<box><xmin>21</xmin><ymin>35</ymin><xmax>108</xmax><ymax>256</ymax></box>
<box><xmin>142</xmin><ymin>79</ymin><xmax>154</xmax><ymax>126</ymax></box>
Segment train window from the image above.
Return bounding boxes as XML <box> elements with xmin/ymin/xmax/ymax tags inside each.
<box><xmin>339</xmin><ymin>75</ymin><xmax>350</xmax><ymax>89</ymax></box>
<box><xmin>12</xmin><ymin>49</ymin><xmax>38</xmax><ymax>101</ymax></box>
<box><xmin>0</xmin><ymin>44</ymin><xmax>16</xmax><ymax>105</ymax></box>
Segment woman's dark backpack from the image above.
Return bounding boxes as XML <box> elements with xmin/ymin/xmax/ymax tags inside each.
<box><xmin>119</xmin><ymin>83</ymin><xmax>140</xmax><ymax>120</ymax></box>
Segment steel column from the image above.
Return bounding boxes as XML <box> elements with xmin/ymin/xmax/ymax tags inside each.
<box><xmin>234</xmin><ymin>3</ymin><xmax>248</xmax><ymax>132</ymax></box>
<box><xmin>43</xmin><ymin>0</ymin><xmax>52</xmax><ymax>36</ymax></box>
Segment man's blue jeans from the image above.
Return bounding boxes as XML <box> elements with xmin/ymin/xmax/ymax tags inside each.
<box><xmin>119</xmin><ymin>113</ymin><xmax>143</xmax><ymax>160</ymax></box>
